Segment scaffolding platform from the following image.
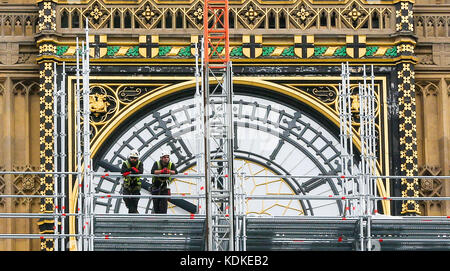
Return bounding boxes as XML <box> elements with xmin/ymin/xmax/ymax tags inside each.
<box><xmin>369</xmin><ymin>217</ymin><xmax>450</xmax><ymax>250</ymax></box>
<box><xmin>93</xmin><ymin>215</ymin><xmax>206</xmax><ymax>251</ymax></box>
<box><xmin>91</xmin><ymin>215</ymin><xmax>450</xmax><ymax>251</ymax></box>
<box><xmin>245</xmin><ymin>217</ymin><xmax>359</xmax><ymax>251</ymax></box>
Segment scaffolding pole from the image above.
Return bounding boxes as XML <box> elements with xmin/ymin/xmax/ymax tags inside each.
<box><xmin>75</xmin><ymin>36</ymin><xmax>84</xmax><ymax>251</ymax></box>
<box><xmin>339</xmin><ymin>62</ymin><xmax>356</xmax><ymax>218</ymax></box>
<box><xmin>60</xmin><ymin>61</ymin><xmax>67</xmax><ymax>251</ymax></box>
<box><xmin>203</xmin><ymin>0</ymin><xmax>235</xmax><ymax>251</ymax></box>
<box><xmin>80</xmin><ymin>17</ymin><xmax>92</xmax><ymax>250</ymax></box>
<box><xmin>194</xmin><ymin>39</ymin><xmax>206</xmax><ymax>217</ymax></box>
<box><xmin>52</xmin><ymin>61</ymin><xmax>59</xmax><ymax>251</ymax></box>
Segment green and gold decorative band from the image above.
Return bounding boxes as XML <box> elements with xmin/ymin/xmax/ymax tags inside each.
<box><xmin>55</xmin><ymin>35</ymin><xmax>399</xmax><ymax>59</ymax></box>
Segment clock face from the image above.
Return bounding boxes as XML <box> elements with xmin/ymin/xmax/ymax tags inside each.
<box><xmin>93</xmin><ymin>91</ymin><xmax>358</xmax><ymax>216</ymax></box>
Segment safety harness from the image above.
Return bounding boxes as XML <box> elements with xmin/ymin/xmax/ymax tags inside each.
<box><xmin>123</xmin><ymin>160</ymin><xmax>142</xmax><ymax>191</ymax></box>
<box><xmin>152</xmin><ymin>160</ymin><xmax>173</xmax><ymax>186</ymax></box>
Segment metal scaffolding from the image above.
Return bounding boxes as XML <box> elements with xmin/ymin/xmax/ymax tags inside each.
<box><xmin>1</xmin><ymin>22</ymin><xmax>450</xmax><ymax>251</ymax></box>
<box><xmin>202</xmin><ymin>0</ymin><xmax>235</xmax><ymax>251</ymax></box>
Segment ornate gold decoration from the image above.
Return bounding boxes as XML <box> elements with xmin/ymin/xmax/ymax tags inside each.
<box><xmin>242</xmin><ymin>35</ymin><xmax>263</xmax><ymax>58</ymax></box>
<box><xmin>397</xmin><ymin>62</ymin><xmax>420</xmax><ymax>215</ymax></box>
<box><xmin>136</xmin><ymin>0</ymin><xmax>162</xmax><ymax>29</ymax></box>
<box><xmin>193</xmin><ymin>7</ymin><xmax>203</xmax><ymax>21</ymax></box>
<box><xmin>38</xmin><ymin>59</ymin><xmax>55</xmax><ymax>251</ymax></box>
<box><xmin>294</xmin><ymin>35</ymin><xmax>314</xmax><ymax>58</ymax></box>
<box><xmin>139</xmin><ymin>35</ymin><xmax>159</xmax><ymax>58</ymax></box>
<box><xmin>245</xmin><ymin>6</ymin><xmax>259</xmax><ymax>22</ymax></box>
<box><xmin>350</xmin><ymin>94</ymin><xmax>360</xmax><ymax>113</ymax></box>
<box><xmin>346</xmin><ymin>35</ymin><xmax>366</xmax><ymax>58</ymax></box>
<box><xmin>296</xmin><ymin>6</ymin><xmax>310</xmax><ymax>21</ymax></box>
<box><xmin>83</xmin><ymin>0</ymin><xmax>110</xmax><ymax>29</ymax></box>
<box><xmin>398</xmin><ymin>44</ymin><xmax>414</xmax><ymax>54</ymax></box>
<box><xmin>142</xmin><ymin>5</ymin><xmax>155</xmax><ymax>21</ymax></box>
<box><xmin>289</xmin><ymin>1</ymin><xmax>317</xmax><ymax>29</ymax></box>
<box><xmin>90</xmin><ymin>4</ymin><xmax>103</xmax><ymax>20</ymax></box>
<box><xmin>56</xmin><ymin>0</ymin><xmax>395</xmax><ymax>32</ymax></box>
<box><xmin>38</xmin><ymin>0</ymin><xmax>56</xmax><ymax>31</ymax></box>
<box><xmin>237</xmin><ymin>1</ymin><xmax>265</xmax><ymax>29</ymax></box>
<box><xmin>83</xmin><ymin>85</ymin><xmax>117</xmax><ymax>125</ymax></box>
<box><xmin>39</xmin><ymin>43</ymin><xmax>56</xmax><ymax>55</ymax></box>
<box><xmin>90</xmin><ymin>93</ymin><xmax>110</xmax><ymax>117</ymax></box>
<box><xmin>341</xmin><ymin>0</ymin><xmax>369</xmax><ymax>30</ymax></box>
<box><xmin>396</xmin><ymin>1</ymin><xmax>414</xmax><ymax>32</ymax></box>
<box><xmin>186</xmin><ymin>1</ymin><xmax>205</xmax><ymax>29</ymax></box>
<box><xmin>348</xmin><ymin>7</ymin><xmax>362</xmax><ymax>21</ymax></box>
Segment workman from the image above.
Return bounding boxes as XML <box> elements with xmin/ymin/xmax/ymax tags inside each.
<box><xmin>121</xmin><ymin>149</ymin><xmax>144</xmax><ymax>213</ymax></box>
<box><xmin>151</xmin><ymin>151</ymin><xmax>178</xmax><ymax>214</ymax></box>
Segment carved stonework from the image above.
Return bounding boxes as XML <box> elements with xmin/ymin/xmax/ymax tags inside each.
<box><xmin>136</xmin><ymin>0</ymin><xmax>163</xmax><ymax>29</ymax></box>
<box><xmin>12</xmin><ymin>165</ymin><xmax>40</xmax><ymax>205</ymax></box>
<box><xmin>0</xmin><ymin>166</ymin><xmax>5</xmax><ymax>206</ymax></box>
<box><xmin>55</xmin><ymin>0</ymin><xmax>395</xmax><ymax>32</ymax></box>
<box><xmin>417</xmin><ymin>53</ymin><xmax>435</xmax><ymax>65</ymax></box>
<box><xmin>0</xmin><ymin>43</ymin><xmax>19</xmax><ymax>65</ymax></box>
<box><xmin>416</xmin><ymin>81</ymin><xmax>439</xmax><ymax>97</ymax></box>
<box><xmin>418</xmin><ymin>166</ymin><xmax>443</xmax><ymax>215</ymax></box>
<box><xmin>13</xmin><ymin>80</ymin><xmax>40</xmax><ymax>96</ymax></box>
<box><xmin>342</xmin><ymin>0</ymin><xmax>369</xmax><ymax>29</ymax></box>
<box><xmin>83</xmin><ymin>0</ymin><xmax>110</xmax><ymax>29</ymax></box>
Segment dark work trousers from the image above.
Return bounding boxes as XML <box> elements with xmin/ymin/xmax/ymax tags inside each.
<box><xmin>151</xmin><ymin>186</ymin><xmax>170</xmax><ymax>214</ymax></box>
<box><xmin>123</xmin><ymin>188</ymin><xmax>140</xmax><ymax>213</ymax></box>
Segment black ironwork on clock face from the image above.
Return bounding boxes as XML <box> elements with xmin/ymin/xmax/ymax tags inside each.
<box><xmin>93</xmin><ymin>86</ymin><xmax>359</xmax><ymax>216</ymax></box>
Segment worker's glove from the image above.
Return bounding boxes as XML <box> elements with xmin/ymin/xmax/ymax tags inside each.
<box><xmin>122</xmin><ymin>171</ymin><xmax>131</xmax><ymax>177</ymax></box>
<box><xmin>131</xmin><ymin>167</ymin><xmax>139</xmax><ymax>173</ymax></box>
<box><xmin>161</xmin><ymin>168</ymin><xmax>169</xmax><ymax>174</ymax></box>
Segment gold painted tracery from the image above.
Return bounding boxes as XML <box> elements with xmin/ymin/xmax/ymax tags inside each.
<box><xmin>56</xmin><ymin>0</ymin><xmax>395</xmax><ymax>32</ymax></box>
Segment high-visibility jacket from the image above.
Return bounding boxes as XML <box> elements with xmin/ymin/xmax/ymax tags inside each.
<box><xmin>123</xmin><ymin>160</ymin><xmax>142</xmax><ymax>191</ymax></box>
<box><xmin>152</xmin><ymin>161</ymin><xmax>173</xmax><ymax>186</ymax></box>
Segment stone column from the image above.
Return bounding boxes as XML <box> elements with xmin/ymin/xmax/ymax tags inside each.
<box><xmin>37</xmin><ymin>0</ymin><xmax>57</xmax><ymax>251</ymax></box>
<box><xmin>3</xmin><ymin>77</ymin><xmax>14</xmax><ymax>250</ymax></box>
<box><xmin>395</xmin><ymin>0</ymin><xmax>420</xmax><ymax>215</ymax></box>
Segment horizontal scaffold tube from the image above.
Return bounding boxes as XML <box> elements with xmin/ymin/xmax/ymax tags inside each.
<box><xmin>91</xmin><ymin>172</ymin><xmax>205</xmax><ymax>178</ymax></box>
<box><xmin>368</xmin><ymin>176</ymin><xmax>450</xmax><ymax>179</ymax></box>
<box><xmin>0</xmin><ymin>213</ymin><xmax>80</xmax><ymax>218</ymax></box>
<box><xmin>0</xmin><ymin>234</ymin><xmax>83</xmax><ymax>239</ymax></box>
<box><xmin>0</xmin><ymin>195</ymin><xmax>61</xmax><ymax>198</ymax></box>
<box><xmin>242</xmin><ymin>174</ymin><xmax>450</xmax><ymax>179</ymax></box>
<box><xmin>1</xmin><ymin>171</ymin><xmax>448</xmax><ymax>179</ymax></box>
<box><xmin>0</xmin><ymin>171</ymin><xmax>81</xmax><ymax>175</ymax></box>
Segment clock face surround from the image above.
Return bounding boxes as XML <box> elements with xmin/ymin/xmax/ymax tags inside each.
<box><xmin>93</xmin><ymin>90</ymin><xmax>359</xmax><ymax>216</ymax></box>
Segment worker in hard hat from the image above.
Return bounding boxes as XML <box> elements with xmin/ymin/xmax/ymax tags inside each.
<box><xmin>121</xmin><ymin>149</ymin><xmax>144</xmax><ymax>214</ymax></box>
<box><xmin>150</xmin><ymin>150</ymin><xmax>178</xmax><ymax>214</ymax></box>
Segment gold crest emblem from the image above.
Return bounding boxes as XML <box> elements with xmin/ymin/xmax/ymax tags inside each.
<box><xmin>89</xmin><ymin>93</ymin><xmax>110</xmax><ymax>116</ymax></box>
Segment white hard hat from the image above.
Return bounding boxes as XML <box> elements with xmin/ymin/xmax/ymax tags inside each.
<box><xmin>129</xmin><ymin>149</ymin><xmax>140</xmax><ymax>158</ymax></box>
<box><xmin>161</xmin><ymin>150</ymin><xmax>170</xmax><ymax>157</ymax></box>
